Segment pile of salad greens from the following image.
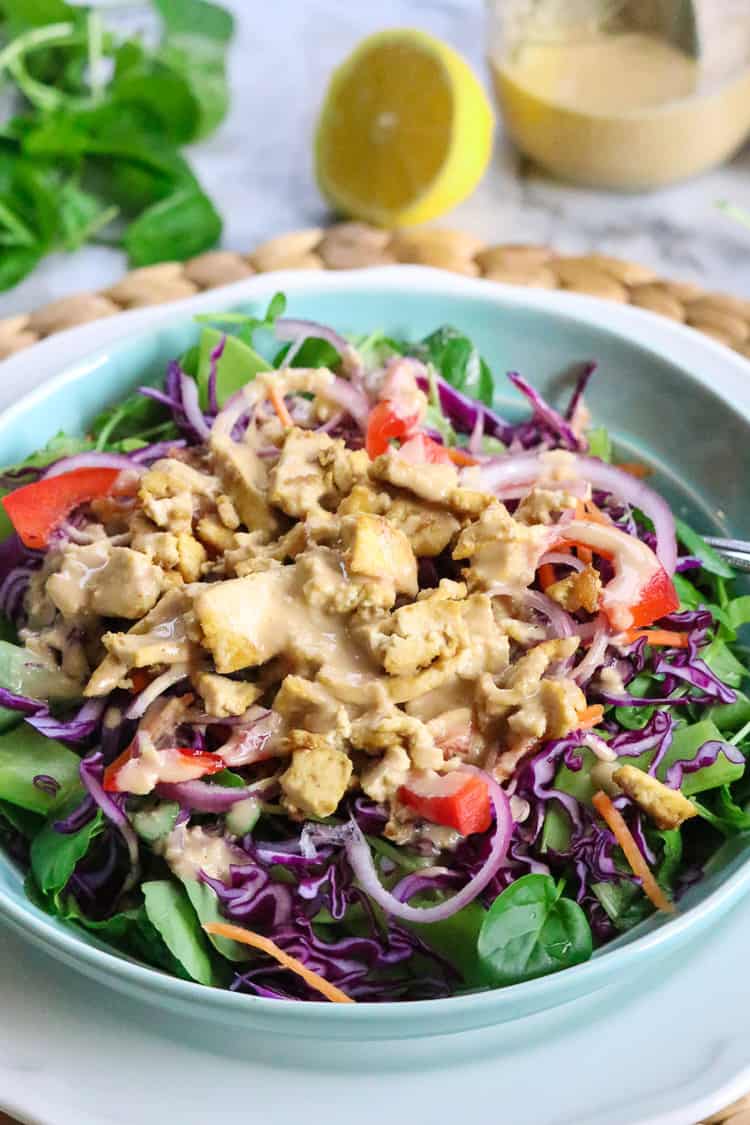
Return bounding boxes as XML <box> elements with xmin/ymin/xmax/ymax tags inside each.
<box><xmin>0</xmin><ymin>295</ymin><xmax>749</xmax><ymax>1002</ymax></box>
<box><xmin>0</xmin><ymin>0</ymin><xmax>232</xmax><ymax>291</ymax></box>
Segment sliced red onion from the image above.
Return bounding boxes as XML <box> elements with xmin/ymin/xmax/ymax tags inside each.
<box><xmin>315</xmin><ymin>767</ymin><xmax>512</xmax><ymax>924</ymax></box>
<box><xmin>178</xmin><ymin>368</ymin><xmax>211</xmax><ymax>440</ymax></box>
<box><xmin>125</xmin><ymin>664</ymin><xmax>189</xmax><ymax>720</ymax></box>
<box><xmin>572</xmin><ymin>615</ymin><xmax>611</xmax><ymax>684</ymax></box>
<box><xmin>274</xmin><ymin>318</ymin><xmax>348</xmax><ymax>359</ymax></box>
<box><xmin>321</xmin><ymin>377</ymin><xmax>371</xmax><ymax>429</ymax></box>
<box><xmin>218</xmin><ymin>712</ymin><xmax>281</xmax><ymax>766</ymax></box>
<box><xmin>480</xmin><ymin>452</ymin><xmax>676</xmax><ymax>575</ymax></box>
<box><xmin>487</xmin><ymin>583</ymin><xmax>575</xmax><ymax>639</ymax></box>
<box><xmin>539</xmin><ymin>551</ymin><xmax>586</xmax><ymax>572</ymax></box>
<box><xmin>155</xmin><ymin>777</ymin><xmax>273</xmax><ymax>812</ymax></box>
<box><xmin>129</xmin><ymin>439</ymin><xmax>186</xmax><ymax>464</ymax></box>
<box><xmin>43</xmin><ymin>452</ymin><xmax>139</xmax><ymax>478</ymax></box>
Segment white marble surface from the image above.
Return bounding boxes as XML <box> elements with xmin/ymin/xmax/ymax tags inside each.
<box><xmin>2</xmin><ymin>0</ymin><xmax>750</xmax><ymax>320</ymax></box>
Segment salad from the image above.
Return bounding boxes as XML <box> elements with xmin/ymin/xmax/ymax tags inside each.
<box><xmin>0</xmin><ymin>294</ymin><xmax>748</xmax><ymax>1004</ymax></box>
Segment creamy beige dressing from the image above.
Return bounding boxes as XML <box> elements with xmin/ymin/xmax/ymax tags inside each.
<box><xmin>157</xmin><ymin>824</ymin><xmax>244</xmax><ymax>882</ymax></box>
<box><xmin>491</xmin><ymin>30</ymin><xmax>750</xmax><ymax>188</ymax></box>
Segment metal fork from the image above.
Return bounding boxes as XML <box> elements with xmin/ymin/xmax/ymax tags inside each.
<box><xmin>703</xmin><ymin>537</ymin><xmax>750</xmax><ymax>573</ymax></box>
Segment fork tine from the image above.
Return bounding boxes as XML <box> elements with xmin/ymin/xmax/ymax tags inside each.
<box><xmin>703</xmin><ymin>536</ymin><xmax>750</xmax><ymax>554</ymax></box>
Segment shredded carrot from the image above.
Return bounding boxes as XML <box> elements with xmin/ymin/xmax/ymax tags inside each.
<box><xmin>538</xmin><ymin>563</ymin><xmax>556</xmax><ymax>591</ymax></box>
<box><xmin>582</xmin><ymin>498</ymin><xmax>612</xmax><ymax>525</ymax></box>
<box><xmin>622</xmin><ymin>628</ymin><xmax>689</xmax><ymax>648</ymax></box>
<box><xmin>592</xmin><ymin>791</ymin><xmax>675</xmax><ymax>914</ymax></box>
<box><xmin>445</xmin><ymin>447</ymin><xmax>478</xmax><ymax>467</ymax></box>
<box><xmin>203</xmin><ymin>922</ymin><xmax>355</xmax><ymax>1003</ymax></box>
<box><xmin>268</xmin><ymin>384</ymin><xmax>293</xmax><ymax>428</ymax></box>
<box><xmin>616</xmin><ymin>461</ymin><xmax>652</xmax><ymax>479</ymax></box>
<box><xmin>576</xmin><ymin>704</ymin><xmax>604</xmax><ymax>730</ymax></box>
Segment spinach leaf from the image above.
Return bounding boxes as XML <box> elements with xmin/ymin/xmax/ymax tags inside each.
<box><xmin>477</xmin><ymin>874</ymin><xmax>592</xmax><ymax>986</ymax></box>
<box><xmin>592</xmin><ymin>880</ymin><xmax>651</xmax><ymax>931</ymax></box>
<box><xmin>703</xmin><ymin>637</ymin><xmax>747</xmax><ymax>689</ymax></box>
<box><xmin>142</xmin><ymin>879</ymin><xmax>216</xmax><ymax>985</ymax></box>
<box><xmin>182</xmin><ymin>878</ymin><xmax>252</xmax><ymax>962</ymax></box>
<box><xmin>123</xmin><ymin>181</ymin><xmax>221</xmax><ymax>267</ymax></box>
<box><xmin>409</xmin><ymin>901</ymin><xmax>486</xmax><ymax>986</ymax></box>
<box><xmin>273</xmin><ymin>337</ymin><xmax>341</xmax><ymax>372</ymax></box>
<box><xmin>30</xmin><ymin>799</ymin><xmax>103</xmax><ymax>894</ymax></box>
<box><xmin>415</xmin><ymin>327</ymin><xmax>494</xmax><ymax>406</ymax></box>
<box><xmin>674</xmin><ymin>518</ymin><xmax>734</xmax><ymax>578</ymax></box>
<box><xmin>0</xmin><ymin>797</ymin><xmax>43</xmax><ymax>839</ymax></box>
<box><xmin>0</xmin><ymin>725</ymin><xmax>81</xmax><ymax>813</ymax></box>
<box><xmin>728</xmin><ymin>596</ymin><xmax>750</xmax><ymax>632</ymax></box>
<box><xmin>91</xmin><ymin>389</ymin><xmax>174</xmax><ymax>449</ymax></box>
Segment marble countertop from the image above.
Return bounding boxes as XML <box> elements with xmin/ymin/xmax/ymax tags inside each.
<box><xmin>2</xmin><ymin>0</ymin><xmax>750</xmax><ymax>321</ymax></box>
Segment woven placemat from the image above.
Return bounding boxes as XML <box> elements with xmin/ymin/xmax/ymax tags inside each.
<box><xmin>1</xmin><ymin>222</ymin><xmax>750</xmax><ymax>360</ymax></box>
<box><xmin>0</xmin><ymin>224</ymin><xmax>749</xmax><ymax>1125</ymax></box>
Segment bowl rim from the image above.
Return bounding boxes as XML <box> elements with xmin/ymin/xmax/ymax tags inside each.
<box><xmin>1</xmin><ymin>264</ymin><xmax>749</xmax><ymax>1023</ymax></box>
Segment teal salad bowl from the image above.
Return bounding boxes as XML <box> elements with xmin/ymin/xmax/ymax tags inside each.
<box><xmin>1</xmin><ymin>268</ymin><xmax>749</xmax><ymax>1040</ymax></box>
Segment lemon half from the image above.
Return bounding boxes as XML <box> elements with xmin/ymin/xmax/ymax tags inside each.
<box><xmin>315</xmin><ymin>29</ymin><xmax>495</xmax><ymax>228</ymax></box>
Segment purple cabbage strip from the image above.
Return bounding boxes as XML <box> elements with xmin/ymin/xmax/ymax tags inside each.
<box><xmin>207</xmin><ymin>334</ymin><xmax>226</xmax><ymax>416</ymax></box>
<box><xmin>139</xmin><ymin>360</ymin><xmax>211</xmax><ymax>445</ymax></box>
<box><xmin>608</xmin><ymin>710</ymin><xmax>676</xmax><ymax>776</ymax></box>
<box><xmin>32</xmin><ymin>773</ymin><xmax>60</xmax><ymax>797</ymax></box>
<box><xmin>507</xmin><ymin>371</ymin><xmax>584</xmax><ymax>451</ymax></box>
<box><xmin>129</xmin><ymin>439</ymin><xmax>187</xmax><ymax>465</ymax></box>
<box><xmin>79</xmin><ymin>752</ymin><xmax>139</xmax><ymax>871</ymax></box>
<box><xmin>664</xmin><ymin>740</ymin><xmax>745</xmax><ymax>790</ymax></box>
<box><xmin>564</xmin><ymin>362</ymin><xmax>597</xmax><ymax>421</ymax></box>
<box><xmin>415</xmin><ymin>372</ymin><xmax>514</xmax><ymax>444</ymax></box>
<box><xmin>652</xmin><ymin>655</ymin><xmax>737</xmax><ymax>705</ymax></box>
<box><xmin>27</xmin><ymin>697</ymin><xmax>107</xmax><ymax>743</ymax></box>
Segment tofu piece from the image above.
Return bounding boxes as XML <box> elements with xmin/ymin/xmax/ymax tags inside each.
<box><xmin>46</xmin><ymin>541</ymin><xmax>111</xmax><ymax>617</ymax></box>
<box><xmin>197</xmin><ymin>672</ymin><xmax>261</xmax><ymax>718</ymax></box>
<box><xmin>613</xmin><ymin>765</ymin><xmax>698</xmax><ymax>830</ymax></box>
<box><xmin>138</xmin><ymin>458</ymin><xmax>217</xmax><ymax>533</ymax></box>
<box><xmin>359</xmin><ymin>745</ymin><xmax>411</xmax><ymax>803</ymax></box>
<box><xmin>367</xmin><ymin>597</ymin><xmax>467</xmax><ymax>677</ymax></box>
<box><xmin>280</xmin><ymin>740</ymin><xmax>353</xmax><ymax>818</ymax></box>
<box><xmin>273</xmin><ymin>675</ymin><xmax>341</xmax><ymax>733</ymax></box>
<box><xmin>342</xmin><ymin>513</ymin><xmax>417</xmax><ymax>597</ymax></box>
<box><xmin>85</xmin><ymin>590</ymin><xmax>190</xmax><ymax>693</ymax></box>
<box><xmin>211</xmin><ymin>435</ymin><xmax>278</xmax><ymax>533</ymax></box>
<box><xmin>547</xmin><ymin>565</ymin><xmax>602</xmax><ymax>614</ymax></box>
<box><xmin>349</xmin><ymin>708</ymin><xmax>441</xmax><ymax>770</ymax></box>
<box><xmin>507</xmin><ymin>678</ymin><xmax>586</xmax><ymax>741</ymax></box>
<box><xmin>47</xmin><ymin>542</ymin><xmax>162</xmax><ymax>620</ymax></box>
<box><xmin>453</xmin><ymin>503</ymin><xmax>550</xmax><ymax>588</ymax></box>
<box><xmin>130</xmin><ymin>518</ymin><xmax>181</xmax><ymax>570</ymax></box>
<box><xmin>269</xmin><ymin>429</ymin><xmax>336</xmax><ymax>519</ymax></box>
<box><xmin>89</xmin><ymin>547</ymin><xmax>163</xmax><ymax>619</ymax></box>
<box><xmin>176</xmin><ymin>533</ymin><xmax>207</xmax><ymax>582</ymax></box>
<box><xmin>194</xmin><ymin>569</ymin><xmax>290</xmax><ymax>672</ymax></box>
<box><xmin>514</xmin><ymin>487</ymin><xmax>579</xmax><ymax>526</ymax></box>
<box><xmin>195</xmin><ymin>514</ymin><xmax>237</xmax><ymax>554</ymax></box>
<box><xmin>384</xmin><ymin>496</ymin><xmax>459</xmax><ymax>557</ymax></box>
<box><xmin>370</xmin><ymin>450</ymin><xmax>458</xmax><ymax>504</ymax></box>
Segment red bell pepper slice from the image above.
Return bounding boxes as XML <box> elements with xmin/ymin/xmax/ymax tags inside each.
<box><xmin>627</xmin><ymin>566</ymin><xmax>679</xmax><ymax>629</ymax></box>
<box><xmin>365</xmin><ymin>400</ymin><xmax>421</xmax><ymax>459</ymax></box>
<box><xmin>2</xmin><ymin>468</ymin><xmax>122</xmax><ymax>549</ymax></box>
<box><xmin>399</xmin><ymin>772</ymin><xmax>492</xmax><ymax>836</ymax></box>
<box><xmin>103</xmin><ymin>744</ymin><xmax>225</xmax><ymax>793</ymax></box>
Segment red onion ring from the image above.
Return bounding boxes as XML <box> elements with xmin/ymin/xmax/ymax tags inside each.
<box><xmin>487</xmin><ymin>583</ymin><xmax>576</xmax><ymax>639</ymax></box>
<box><xmin>480</xmin><ymin>452</ymin><xmax>677</xmax><ymax>574</ymax></box>
<box><xmin>319</xmin><ymin>767</ymin><xmax>512</xmax><ymax>924</ymax></box>
<box><xmin>43</xmin><ymin>452</ymin><xmax>139</xmax><ymax>478</ymax></box>
<box><xmin>572</xmin><ymin>614</ymin><xmax>611</xmax><ymax>684</ymax></box>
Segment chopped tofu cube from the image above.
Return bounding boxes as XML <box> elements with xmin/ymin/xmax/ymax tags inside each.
<box><xmin>176</xmin><ymin>533</ymin><xmax>207</xmax><ymax>582</ymax></box>
<box><xmin>547</xmin><ymin>565</ymin><xmax>602</xmax><ymax>614</ymax></box>
<box><xmin>342</xmin><ymin>513</ymin><xmax>417</xmax><ymax>596</ymax></box>
<box><xmin>269</xmin><ymin>429</ymin><xmax>335</xmax><ymax>519</ymax></box>
<box><xmin>613</xmin><ymin>765</ymin><xmax>698</xmax><ymax>830</ymax></box>
<box><xmin>273</xmin><ymin>675</ymin><xmax>340</xmax><ymax>733</ymax></box>
<box><xmin>194</xmin><ymin>570</ymin><xmax>290</xmax><ymax>672</ymax></box>
<box><xmin>370</xmin><ymin>451</ymin><xmax>458</xmax><ymax>503</ymax></box>
<box><xmin>280</xmin><ymin>740</ymin><xmax>352</xmax><ymax>817</ymax></box>
<box><xmin>197</xmin><ymin>672</ymin><xmax>261</xmax><ymax>718</ymax></box>
<box><xmin>385</xmin><ymin>496</ymin><xmax>459</xmax><ymax>557</ymax></box>
<box><xmin>89</xmin><ymin>548</ymin><xmax>162</xmax><ymax>619</ymax></box>
<box><xmin>211</xmin><ymin>435</ymin><xmax>278</xmax><ymax>533</ymax></box>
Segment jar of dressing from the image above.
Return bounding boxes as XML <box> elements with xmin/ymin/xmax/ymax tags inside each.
<box><xmin>488</xmin><ymin>0</ymin><xmax>750</xmax><ymax>189</ymax></box>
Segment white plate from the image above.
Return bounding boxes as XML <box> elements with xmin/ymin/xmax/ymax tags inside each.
<box><xmin>1</xmin><ymin>269</ymin><xmax>750</xmax><ymax>1125</ymax></box>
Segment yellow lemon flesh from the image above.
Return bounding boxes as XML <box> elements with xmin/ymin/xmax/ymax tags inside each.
<box><xmin>315</xmin><ymin>29</ymin><xmax>494</xmax><ymax>228</ymax></box>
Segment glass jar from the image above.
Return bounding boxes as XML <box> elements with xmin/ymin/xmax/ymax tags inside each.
<box><xmin>487</xmin><ymin>0</ymin><xmax>750</xmax><ymax>189</ymax></box>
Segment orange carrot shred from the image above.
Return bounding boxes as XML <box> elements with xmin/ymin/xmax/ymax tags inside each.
<box><xmin>538</xmin><ymin>563</ymin><xmax>556</xmax><ymax>591</ymax></box>
<box><xmin>582</xmin><ymin>499</ymin><xmax>612</xmax><ymax>525</ymax></box>
<box><xmin>576</xmin><ymin>545</ymin><xmax>594</xmax><ymax>564</ymax></box>
<box><xmin>592</xmin><ymin>791</ymin><xmax>675</xmax><ymax>914</ymax></box>
<box><xmin>616</xmin><ymin>461</ymin><xmax>652</xmax><ymax>479</ymax></box>
<box><xmin>445</xmin><ymin>447</ymin><xmax>478</xmax><ymax>467</ymax></box>
<box><xmin>576</xmin><ymin>704</ymin><xmax>604</xmax><ymax>730</ymax></box>
<box><xmin>268</xmin><ymin>384</ymin><xmax>293</xmax><ymax>428</ymax></box>
<box><xmin>622</xmin><ymin>628</ymin><xmax>689</xmax><ymax>648</ymax></box>
<box><xmin>203</xmin><ymin>922</ymin><xmax>355</xmax><ymax>1003</ymax></box>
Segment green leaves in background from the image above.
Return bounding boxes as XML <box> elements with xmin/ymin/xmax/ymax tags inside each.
<box><xmin>0</xmin><ymin>0</ymin><xmax>233</xmax><ymax>290</ymax></box>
